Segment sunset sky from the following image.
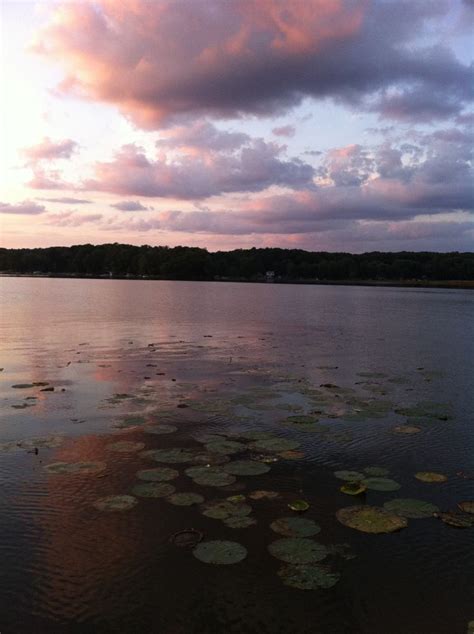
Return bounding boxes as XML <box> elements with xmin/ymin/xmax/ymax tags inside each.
<box><xmin>0</xmin><ymin>0</ymin><xmax>473</xmax><ymax>252</ymax></box>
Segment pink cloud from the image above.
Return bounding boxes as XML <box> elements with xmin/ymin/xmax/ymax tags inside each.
<box><xmin>22</xmin><ymin>137</ymin><xmax>78</xmax><ymax>161</ymax></box>
<box><xmin>0</xmin><ymin>200</ymin><xmax>46</xmax><ymax>215</ymax></box>
<box><xmin>44</xmin><ymin>211</ymin><xmax>103</xmax><ymax>227</ymax></box>
<box><xmin>272</xmin><ymin>125</ymin><xmax>296</xmax><ymax>138</ymax></box>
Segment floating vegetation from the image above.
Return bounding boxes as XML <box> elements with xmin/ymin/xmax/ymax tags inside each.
<box><xmin>278</xmin><ymin>563</ymin><xmax>340</xmax><ymax>590</ymax></box>
<box><xmin>270</xmin><ymin>517</ymin><xmax>321</xmax><ymax>537</ymax></box>
<box><xmin>392</xmin><ymin>425</ymin><xmax>422</xmax><ymax>435</ymax></box>
<box><xmin>45</xmin><ymin>461</ymin><xmax>106</xmax><ymax>475</ymax></box>
<box><xmin>415</xmin><ymin>472</ymin><xmax>448</xmax><ymax>483</ymax></box>
<box><xmin>132</xmin><ymin>482</ymin><xmax>176</xmax><ymax>498</ymax></box>
<box><xmin>250</xmin><ymin>453</ymin><xmax>279</xmax><ymax>464</ymax></box>
<box><xmin>223</xmin><ymin>460</ymin><xmax>270</xmax><ymax>476</ymax></box>
<box><xmin>201</xmin><ymin>499</ymin><xmax>252</xmax><ymax>520</ymax></box>
<box><xmin>11</xmin><ymin>383</ymin><xmax>35</xmax><ymax>389</ymax></box>
<box><xmin>288</xmin><ymin>500</ymin><xmax>310</xmax><ymax>512</ymax></box>
<box><xmin>136</xmin><ymin>467</ymin><xmax>179</xmax><ymax>482</ymax></box>
<box><xmin>205</xmin><ymin>439</ymin><xmax>247</xmax><ymax>455</ymax></box>
<box><xmin>185</xmin><ymin>465</ymin><xmax>236</xmax><ymax>487</ymax></box>
<box><xmin>192</xmin><ymin>540</ymin><xmax>247</xmax><ymax>565</ymax></box>
<box><xmin>170</xmin><ymin>528</ymin><xmax>203</xmax><ymax>548</ymax></box>
<box><xmin>236</xmin><ymin>430</ymin><xmax>274</xmax><ymax>441</ymax></box>
<box><xmin>93</xmin><ymin>495</ymin><xmax>137</xmax><ymax>512</ymax></box>
<box><xmin>336</xmin><ymin>506</ymin><xmax>407</xmax><ymax>533</ymax></box>
<box><xmin>0</xmin><ymin>435</ymin><xmax>64</xmax><ymax>453</ymax></box>
<box><xmin>223</xmin><ymin>516</ymin><xmax>257</xmax><ymax>529</ymax></box>
<box><xmin>362</xmin><ymin>477</ymin><xmax>401</xmax><ymax>492</ymax></box>
<box><xmin>250</xmin><ymin>438</ymin><xmax>300</xmax><ymax>452</ymax></box>
<box><xmin>145</xmin><ymin>424</ymin><xmax>177</xmax><ymax>435</ymax></box>
<box><xmin>167</xmin><ymin>492</ymin><xmax>204</xmax><ymax>506</ymax></box>
<box><xmin>458</xmin><ymin>501</ymin><xmax>474</xmax><ymax>514</ymax></box>
<box><xmin>106</xmin><ymin>440</ymin><xmax>145</xmax><ymax>453</ymax></box>
<box><xmin>395</xmin><ymin>402</ymin><xmax>452</xmax><ymax>421</ymax></box>
<box><xmin>142</xmin><ymin>448</ymin><xmax>197</xmax><ymax>464</ymax></box>
<box><xmin>278</xmin><ymin>450</ymin><xmax>305</xmax><ymax>460</ymax></box>
<box><xmin>249</xmin><ymin>490</ymin><xmax>279</xmax><ymax>500</ymax></box>
<box><xmin>334</xmin><ymin>470</ymin><xmax>364</xmax><ymax>482</ymax></box>
<box><xmin>363</xmin><ymin>466</ymin><xmax>389</xmax><ymax>477</ymax></box>
<box><xmin>110</xmin><ymin>416</ymin><xmax>146</xmax><ymax>429</ymax></box>
<box><xmin>384</xmin><ymin>498</ymin><xmax>439</xmax><ymax>519</ymax></box>
<box><xmin>268</xmin><ymin>538</ymin><xmax>328</xmax><ymax>564</ymax></box>
<box><xmin>433</xmin><ymin>512</ymin><xmax>474</xmax><ymax>528</ymax></box>
<box><xmin>340</xmin><ymin>482</ymin><xmax>367</xmax><ymax>496</ymax></box>
<box><xmin>191</xmin><ymin>452</ymin><xmax>230</xmax><ymax>466</ymax></box>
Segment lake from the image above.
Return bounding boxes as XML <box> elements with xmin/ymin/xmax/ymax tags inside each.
<box><xmin>0</xmin><ymin>277</ymin><xmax>473</xmax><ymax>634</ymax></box>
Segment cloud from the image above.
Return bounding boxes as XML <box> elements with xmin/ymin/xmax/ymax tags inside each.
<box><xmin>44</xmin><ymin>211</ymin><xmax>103</xmax><ymax>227</ymax></box>
<box><xmin>38</xmin><ymin>197</ymin><xmax>92</xmax><ymax>204</ymax></box>
<box><xmin>85</xmin><ymin>131</ymin><xmax>314</xmax><ymax>199</ymax></box>
<box><xmin>27</xmin><ymin>168</ymin><xmax>71</xmax><ymax>190</ymax></box>
<box><xmin>0</xmin><ymin>200</ymin><xmax>46</xmax><ymax>215</ymax></box>
<box><xmin>33</xmin><ymin>1</ymin><xmax>472</xmax><ymax>126</ymax></box>
<box><xmin>272</xmin><ymin>125</ymin><xmax>296</xmax><ymax>138</ymax></box>
<box><xmin>111</xmin><ymin>200</ymin><xmax>149</xmax><ymax>211</ymax></box>
<box><xmin>22</xmin><ymin>137</ymin><xmax>78</xmax><ymax>161</ymax></box>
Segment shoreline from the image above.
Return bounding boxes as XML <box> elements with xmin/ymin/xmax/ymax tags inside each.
<box><xmin>1</xmin><ymin>272</ymin><xmax>473</xmax><ymax>290</ymax></box>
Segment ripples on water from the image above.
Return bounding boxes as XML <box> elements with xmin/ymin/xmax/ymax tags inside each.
<box><xmin>0</xmin><ymin>278</ymin><xmax>473</xmax><ymax>633</ymax></box>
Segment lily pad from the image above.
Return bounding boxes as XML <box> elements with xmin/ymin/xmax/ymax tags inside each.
<box><xmin>341</xmin><ymin>482</ymin><xmax>367</xmax><ymax>495</ymax></box>
<box><xmin>434</xmin><ymin>512</ymin><xmax>474</xmax><ymax>528</ymax></box>
<box><xmin>45</xmin><ymin>461</ymin><xmax>106</xmax><ymax>475</ymax></box>
<box><xmin>334</xmin><ymin>470</ymin><xmax>364</xmax><ymax>482</ymax></box>
<box><xmin>458</xmin><ymin>501</ymin><xmax>474</xmax><ymax>514</ymax></box>
<box><xmin>201</xmin><ymin>499</ymin><xmax>252</xmax><ymax>520</ymax></box>
<box><xmin>278</xmin><ymin>564</ymin><xmax>340</xmax><ymax>590</ymax></box>
<box><xmin>415</xmin><ymin>471</ymin><xmax>448</xmax><ymax>483</ymax></box>
<box><xmin>223</xmin><ymin>516</ymin><xmax>257</xmax><ymax>529</ymax></box>
<box><xmin>363</xmin><ymin>466</ymin><xmax>389</xmax><ymax>477</ymax></box>
<box><xmin>93</xmin><ymin>495</ymin><xmax>137</xmax><ymax>511</ymax></box>
<box><xmin>249</xmin><ymin>490</ymin><xmax>279</xmax><ymax>500</ymax></box>
<box><xmin>142</xmin><ymin>448</ymin><xmax>197</xmax><ymax>463</ymax></box>
<box><xmin>190</xmin><ymin>452</ymin><xmax>230</xmax><ymax>466</ymax></box>
<box><xmin>170</xmin><ymin>528</ymin><xmax>203</xmax><ymax>548</ymax></box>
<box><xmin>106</xmin><ymin>441</ymin><xmax>145</xmax><ymax>453</ymax></box>
<box><xmin>167</xmin><ymin>492</ymin><xmax>204</xmax><ymax>506</ymax></box>
<box><xmin>384</xmin><ymin>498</ymin><xmax>439</xmax><ymax>519</ymax></box>
<box><xmin>186</xmin><ymin>465</ymin><xmax>236</xmax><ymax>487</ymax></box>
<box><xmin>193</xmin><ymin>540</ymin><xmax>247</xmax><ymax>565</ymax></box>
<box><xmin>250</xmin><ymin>453</ymin><xmax>279</xmax><ymax>464</ymax></box>
<box><xmin>132</xmin><ymin>482</ymin><xmax>176</xmax><ymax>498</ymax></box>
<box><xmin>205</xmin><ymin>440</ymin><xmax>247</xmax><ymax>455</ymax></box>
<box><xmin>145</xmin><ymin>424</ymin><xmax>177</xmax><ymax>435</ymax></box>
<box><xmin>336</xmin><ymin>505</ymin><xmax>407</xmax><ymax>533</ymax></box>
<box><xmin>362</xmin><ymin>477</ymin><xmax>401</xmax><ymax>492</ymax></box>
<box><xmin>223</xmin><ymin>460</ymin><xmax>270</xmax><ymax>476</ymax></box>
<box><xmin>250</xmin><ymin>438</ymin><xmax>300</xmax><ymax>452</ymax></box>
<box><xmin>288</xmin><ymin>500</ymin><xmax>310</xmax><ymax>512</ymax></box>
<box><xmin>270</xmin><ymin>517</ymin><xmax>321</xmax><ymax>537</ymax></box>
<box><xmin>237</xmin><ymin>431</ymin><xmax>275</xmax><ymax>441</ymax></box>
<box><xmin>136</xmin><ymin>467</ymin><xmax>179</xmax><ymax>482</ymax></box>
<box><xmin>278</xmin><ymin>450</ymin><xmax>306</xmax><ymax>460</ymax></box>
<box><xmin>392</xmin><ymin>425</ymin><xmax>422</xmax><ymax>435</ymax></box>
<box><xmin>268</xmin><ymin>538</ymin><xmax>328</xmax><ymax>564</ymax></box>
<box><xmin>12</xmin><ymin>383</ymin><xmax>35</xmax><ymax>389</ymax></box>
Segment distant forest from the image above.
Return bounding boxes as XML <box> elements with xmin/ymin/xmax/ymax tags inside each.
<box><xmin>0</xmin><ymin>244</ymin><xmax>473</xmax><ymax>282</ymax></box>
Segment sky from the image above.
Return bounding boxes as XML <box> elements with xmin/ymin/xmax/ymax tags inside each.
<box><xmin>0</xmin><ymin>0</ymin><xmax>473</xmax><ymax>253</ymax></box>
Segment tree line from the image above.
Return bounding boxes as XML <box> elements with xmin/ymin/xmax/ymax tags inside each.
<box><xmin>0</xmin><ymin>243</ymin><xmax>473</xmax><ymax>281</ymax></box>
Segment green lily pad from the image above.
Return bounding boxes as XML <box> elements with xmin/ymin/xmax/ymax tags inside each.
<box><xmin>93</xmin><ymin>495</ymin><xmax>137</xmax><ymax>511</ymax></box>
<box><xmin>268</xmin><ymin>538</ymin><xmax>328</xmax><ymax>564</ymax></box>
<box><xmin>237</xmin><ymin>431</ymin><xmax>275</xmax><ymax>441</ymax></box>
<box><xmin>205</xmin><ymin>440</ymin><xmax>247</xmax><ymax>455</ymax></box>
<box><xmin>392</xmin><ymin>425</ymin><xmax>422</xmax><ymax>435</ymax></box>
<box><xmin>340</xmin><ymin>482</ymin><xmax>367</xmax><ymax>495</ymax></box>
<box><xmin>45</xmin><ymin>461</ymin><xmax>106</xmax><ymax>475</ymax></box>
<box><xmin>223</xmin><ymin>516</ymin><xmax>257</xmax><ymax>529</ymax></box>
<box><xmin>278</xmin><ymin>450</ymin><xmax>306</xmax><ymax>460</ymax></box>
<box><xmin>12</xmin><ymin>383</ymin><xmax>35</xmax><ymax>389</ymax></box>
<box><xmin>363</xmin><ymin>466</ymin><xmax>389</xmax><ymax>477</ymax></box>
<box><xmin>270</xmin><ymin>517</ymin><xmax>321</xmax><ymax>537</ymax></box>
<box><xmin>362</xmin><ymin>477</ymin><xmax>401</xmax><ymax>492</ymax></box>
<box><xmin>201</xmin><ymin>499</ymin><xmax>252</xmax><ymax>520</ymax></box>
<box><xmin>185</xmin><ymin>465</ymin><xmax>236</xmax><ymax>487</ymax></box>
<box><xmin>250</xmin><ymin>453</ymin><xmax>280</xmax><ymax>464</ymax></box>
<box><xmin>193</xmin><ymin>540</ymin><xmax>247</xmax><ymax>565</ymax></box>
<box><xmin>223</xmin><ymin>460</ymin><xmax>270</xmax><ymax>476</ymax></box>
<box><xmin>136</xmin><ymin>467</ymin><xmax>179</xmax><ymax>482</ymax></box>
<box><xmin>249</xmin><ymin>490</ymin><xmax>279</xmax><ymax>500</ymax></box>
<box><xmin>415</xmin><ymin>471</ymin><xmax>448</xmax><ymax>483</ymax></box>
<box><xmin>132</xmin><ymin>482</ymin><xmax>176</xmax><ymax>498</ymax></box>
<box><xmin>106</xmin><ymin>441</ymin><xmax>145</xmax><ymax>453</ymax></box>
<box><xmin>288</xmin><ymin>500</ymin><xmax>310</xmax><ymax>512</ymax></box>
<box><xmin>142</xmin><ymin>448</ymin><xmax>197</xmax><ymax>463</ymax></box>
<box><xmin>250</xmin><ymin>438</ymin><xmax>300</xmax><ymax>452</ymax></box>
<box><xmin>278</xmin><ymin>564</ymin><xmax>340</xmax><ymax>590</ymax></box>
<box><xmin>190</xmin><ymin>452</ymin><xmax>230</xmax><ymax>466</ymax></box>
<box><xmin>336</xmin><ymin>505</ymin><xmax>407</xmax><ymax>533</ymax></box>
<box><xmin>111</xmin><ymin>416</ymin><xmax>146</xmax><ymax>429</ymax></box>
<box><xmin>145</xmin><ymin>424</ymin><xmax>177</xmax><ymax>435</ymax></box>
<box><xmin>167</xmin><ymin>492</ymin><xmax>204</xmax><ymax>506</ymax></box>
<box><xmin>334</xmin><ymin>470</ymin><xmax>364</xmax><ymax>482</ymax></box>
<box><xmin>227</xmin><ymin>494</ymin><xmax>246</xmax><ymax>503</ymax></box>
<box><xmin>384</xmin><ymin>498</ymin><xmax>440</xmax><ymax>518</ymax></box>
<box><xmin>458</xmin><ymin>501</ymin><xmax>474</xmax><ymax>514</ymax></box>
<box><xmin>433</xmin><ymin>512</ymin><xmax>474</xmax><ymax>528</ymax></box>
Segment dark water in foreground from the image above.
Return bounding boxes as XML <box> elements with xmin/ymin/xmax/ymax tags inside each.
<box><xmin>0</xmin><ymin>277</ymin><xmax>473</xmax><ymax>634</ymax></box>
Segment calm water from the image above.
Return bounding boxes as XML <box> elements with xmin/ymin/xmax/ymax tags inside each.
<box><xmin>0</xmin><ymin>277</ymin><xmax>473</xmax><ymax>634</ymax></box>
